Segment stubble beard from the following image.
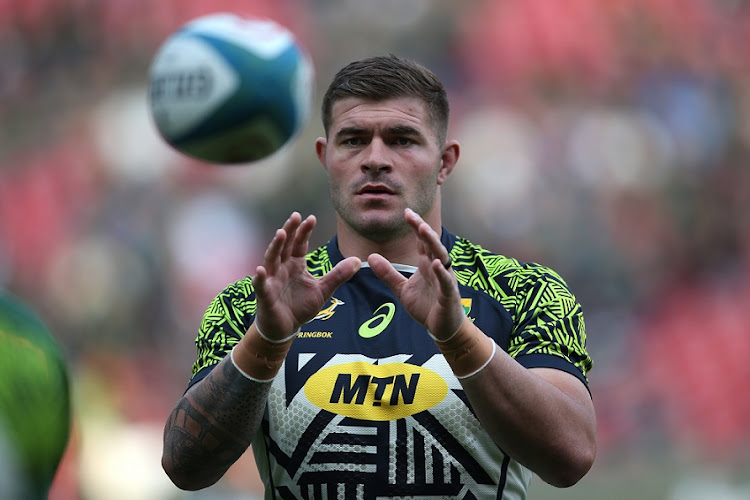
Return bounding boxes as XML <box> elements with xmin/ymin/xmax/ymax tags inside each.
<box><xmin>329</xmin><ymin>177</ymin><xmax>437</xmax><ymax>243</ymax></box>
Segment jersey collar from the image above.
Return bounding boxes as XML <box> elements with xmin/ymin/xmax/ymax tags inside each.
<box><xmin>325</xmin><ymin>227</ymin><xmax>457</xmax><ymax>268</ymax></box>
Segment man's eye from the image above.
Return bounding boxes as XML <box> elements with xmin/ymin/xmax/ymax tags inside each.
<box><xmin>393</xmin><ymin>137</ymin><xmax>413</xmax><ymax>146</ymax></box>
<box><xmin>342</xmin><ymin>137</ymin><xmax>363</xmax><ymax>146</ymax></box>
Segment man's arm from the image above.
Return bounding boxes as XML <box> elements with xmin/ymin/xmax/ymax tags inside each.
<box><xmin>162</xmin><ymin>352</ymin><xmax>272</xmax><ymax>490</ymax></box>
<box><xmin>369</xmin><ymin>208</ymin><xmax>596</xmax><ymax>487</ymax></box>
<box><xmin>451</xmin><ymin>325</ymin><xmax>596</xmax><ymax>487</ymax></box>
<box><xmin>162</xmin><ymin>213</ymin><xmax>361</xmax><ymax>491</ymax></box>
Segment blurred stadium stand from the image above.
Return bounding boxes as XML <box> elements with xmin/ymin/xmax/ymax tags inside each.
<box><xmin>1</xmin><ymin>0</ymin><xmax>749</xmax><ymax>498</ymax></box>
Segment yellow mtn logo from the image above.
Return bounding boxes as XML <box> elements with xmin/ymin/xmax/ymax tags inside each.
<box><xmin>305</xmin><ymin>362</ymin><xmax>448</xmax><ymax>421</ymax></box>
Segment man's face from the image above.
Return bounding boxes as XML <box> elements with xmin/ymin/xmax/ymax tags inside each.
<box><xmin>316</xmin><ymin>96</ymin><xmax>445</xmax><ymax>241</ymax></box>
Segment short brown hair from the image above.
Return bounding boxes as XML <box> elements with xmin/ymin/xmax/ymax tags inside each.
<box><xmin>321</xmin><ymin>54</ymin><xmax>450</xmax><ymax>144</ymax></box>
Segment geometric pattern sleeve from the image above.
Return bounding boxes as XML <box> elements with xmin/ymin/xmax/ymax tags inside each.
<box><xmin>503</xmin><ymin>262</ymin><xmax>593</xmax><ymax>382</ymax></box>
<box><xmin>451</xmin><ymin>235</ymin><xmax>593</xmax><ymax>386</ymax></box>
<box><xmin>190</xmin><ymin>276</ymin><xmax>257</xmax><ymax>379</ymax></box>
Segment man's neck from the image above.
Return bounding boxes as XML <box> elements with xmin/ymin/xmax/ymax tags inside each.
<box><xmin>336</xmin><ymin>219</ymin><xmax>442</xmax><ymax>267</ymax></box>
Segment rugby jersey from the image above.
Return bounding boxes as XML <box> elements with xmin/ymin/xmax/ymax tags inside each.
<box><xmin>189</xmin><ymin>229</ymin><xmax>592</xmax><ymax>500</ymax></box>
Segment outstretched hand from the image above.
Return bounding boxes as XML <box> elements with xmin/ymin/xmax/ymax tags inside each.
<box><xmin>367</xmin><ymin>208</ymin><xmax>465</xmax><ymax>340</ymax></box>
<box><xmin>252</xmin><ymin>212</ymin><xmax>361</xmax><ymax>341</ymax></box>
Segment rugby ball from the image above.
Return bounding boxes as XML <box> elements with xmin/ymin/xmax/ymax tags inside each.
<box><xmin>148</xmin><ymin>13</ymin><xmax>314</xmax><ymax>164</ymax></box>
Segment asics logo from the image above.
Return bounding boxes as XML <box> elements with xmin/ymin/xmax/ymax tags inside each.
<box><xmin>358</xmin><ymin>303</ymin><xmax>395</xmax><ymax>338</ymax></box>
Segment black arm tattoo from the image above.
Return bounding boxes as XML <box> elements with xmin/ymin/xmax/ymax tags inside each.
<box><xmin>162</xmin><ymin>355</ymin><xmax>273</xmax><ymax>489</ymax></box>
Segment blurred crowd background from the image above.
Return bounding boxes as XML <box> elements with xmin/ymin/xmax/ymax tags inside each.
<box><xmin>1</xmin><ymin>0</ymin><xmax>750</xmax><ymax>498</ymax></box>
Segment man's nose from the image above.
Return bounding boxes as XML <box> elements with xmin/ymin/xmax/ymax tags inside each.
<box><xmin>361</xmin><ymin>139</ymin><xmax>392</xmax><ymax>173</ymax></box>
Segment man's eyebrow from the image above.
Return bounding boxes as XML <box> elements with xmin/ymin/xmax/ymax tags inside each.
<box><xmin>333</xmin><ymin>124</ymin><xmax>425</xmax><ymax>141</ymax></box>
<box><xmin>389</xmin><ymin>125</ymin><xmax>423</xmax><ymax>136</ymax></box>
<box><xmin>333</xmin><ymin>127</ymin><xmax>367</xmax><ymax>140</ymax></box>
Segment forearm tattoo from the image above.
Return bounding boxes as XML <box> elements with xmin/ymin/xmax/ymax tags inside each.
<box><xmin>163</xmin><ymin>357</ymin><xmax>272</xmax><ymax>479</ymax></box>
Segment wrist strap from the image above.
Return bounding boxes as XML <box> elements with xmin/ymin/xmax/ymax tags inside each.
<box><xmin>433</xmin><ymin>319</ymin><xmax>497</xmax><ymax>379</ymax></box>
<box><xmin>229</xmin><ymin>324</ymin><xmax>295</xmax><ymax>381</ymax></box>
<box><xmin>427</xmin><ymin>323</ymin><xmax>462</xmax><ymax>343</ymax></box>
<box><xmin>255</xmin><ymin>323</ymin><xmax>300</xmax><ymax>344</ymax></box>
<box><xmin>230</xmin><ymin>345</ymin><xmax>276</xmax><ymax>383</ymax></box>
<box><xmin>455</xmin><ymin>341</ymin><xmax>497</xmax><ymax>380</ymax></box>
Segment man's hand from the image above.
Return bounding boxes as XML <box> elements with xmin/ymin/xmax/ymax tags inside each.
<box><xmin>252</xmin><ymin>212</ymin><xmax>361</xmax><ymax>340</ymax></box>
<box><xmin>367</xmin><ymin>208</ymin><xmax>465</xmax><ymax>340</ymax></box>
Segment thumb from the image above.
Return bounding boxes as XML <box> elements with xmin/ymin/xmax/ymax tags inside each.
<box><xmin>318</xmin><ymin>256</ymin><xmax>361</xmax><ymax>298</ymax></box>
<box><xmin>367</xmin><ymin>253</ymin><xmax>407</xmax><ymax>295</ymax></box>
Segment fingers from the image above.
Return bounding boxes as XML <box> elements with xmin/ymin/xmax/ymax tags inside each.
<box><xmin>262</xmin><ymin>212</ymin><xmax>316</xmax><ymax>271</ymax></box>
<box><xmin>262</xmin><ymin>214</ymin><xmax>296</xmax><ymax>274</ymax></box>
<box><xmin>291</xmin><ymin>214</ymin><xmax>317</xmax><ymax>258</ymax></box>
<box><xmin>277</xmin><ymin>212</ymin><xmax>304</xmax><ymax>262</ymax></box>
<box><xmin>262</xmin><ymin>228</ymin><xmax>286</xmax><ymax>276</ymax></box>
<box><xmin>368</xmin><ymin>253</ymin><xmax>408</xmax><ymax>293</ymax></box>
<box><xmin>431</xmin><ymin>257</ymin><xmax>458</xmax><ymax>295</ymax></box>
<box><xmin>319</xmin><ymin>256</ymin><xmax>362</xmax><ymax>298</ymax></box>
<box><xmin>254</xmin><ymin>212</ymin><xmax>315</xmax><ymax>295</ymax></box>
<box><xmin>404</xmin><ymin>208</ymin><xmax>451</xmax><ymax>271</ymax></box>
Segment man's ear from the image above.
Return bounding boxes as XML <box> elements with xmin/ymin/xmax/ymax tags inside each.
<box><xmin>437</xmin><ymin>140</ymin><xmax>460</xmax><ymax>185</ymax></box>
<box><xmin>315</xmin><ymin>137</ymin><xmax>327</xmax><ymax>170</ymax></box>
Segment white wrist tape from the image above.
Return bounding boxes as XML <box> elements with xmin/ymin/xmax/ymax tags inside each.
<box><xmin>255</xmin><ymin>323</ymin><xmax>300</xmax><ymax>344</ymax></box>
<box><xmin>230</xmin><ymin>344</ymin><xmax>276</xmax><ymax>383</ymax></box>
<box><xmin>455</xmin><ymin>341</ymin><xmax>497</xmax><ymax>380</ymax></box>
<box><xmin>427</xmin><ymin>323</ymin><xmax>462</xmax><ymax>343</ymax></box>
